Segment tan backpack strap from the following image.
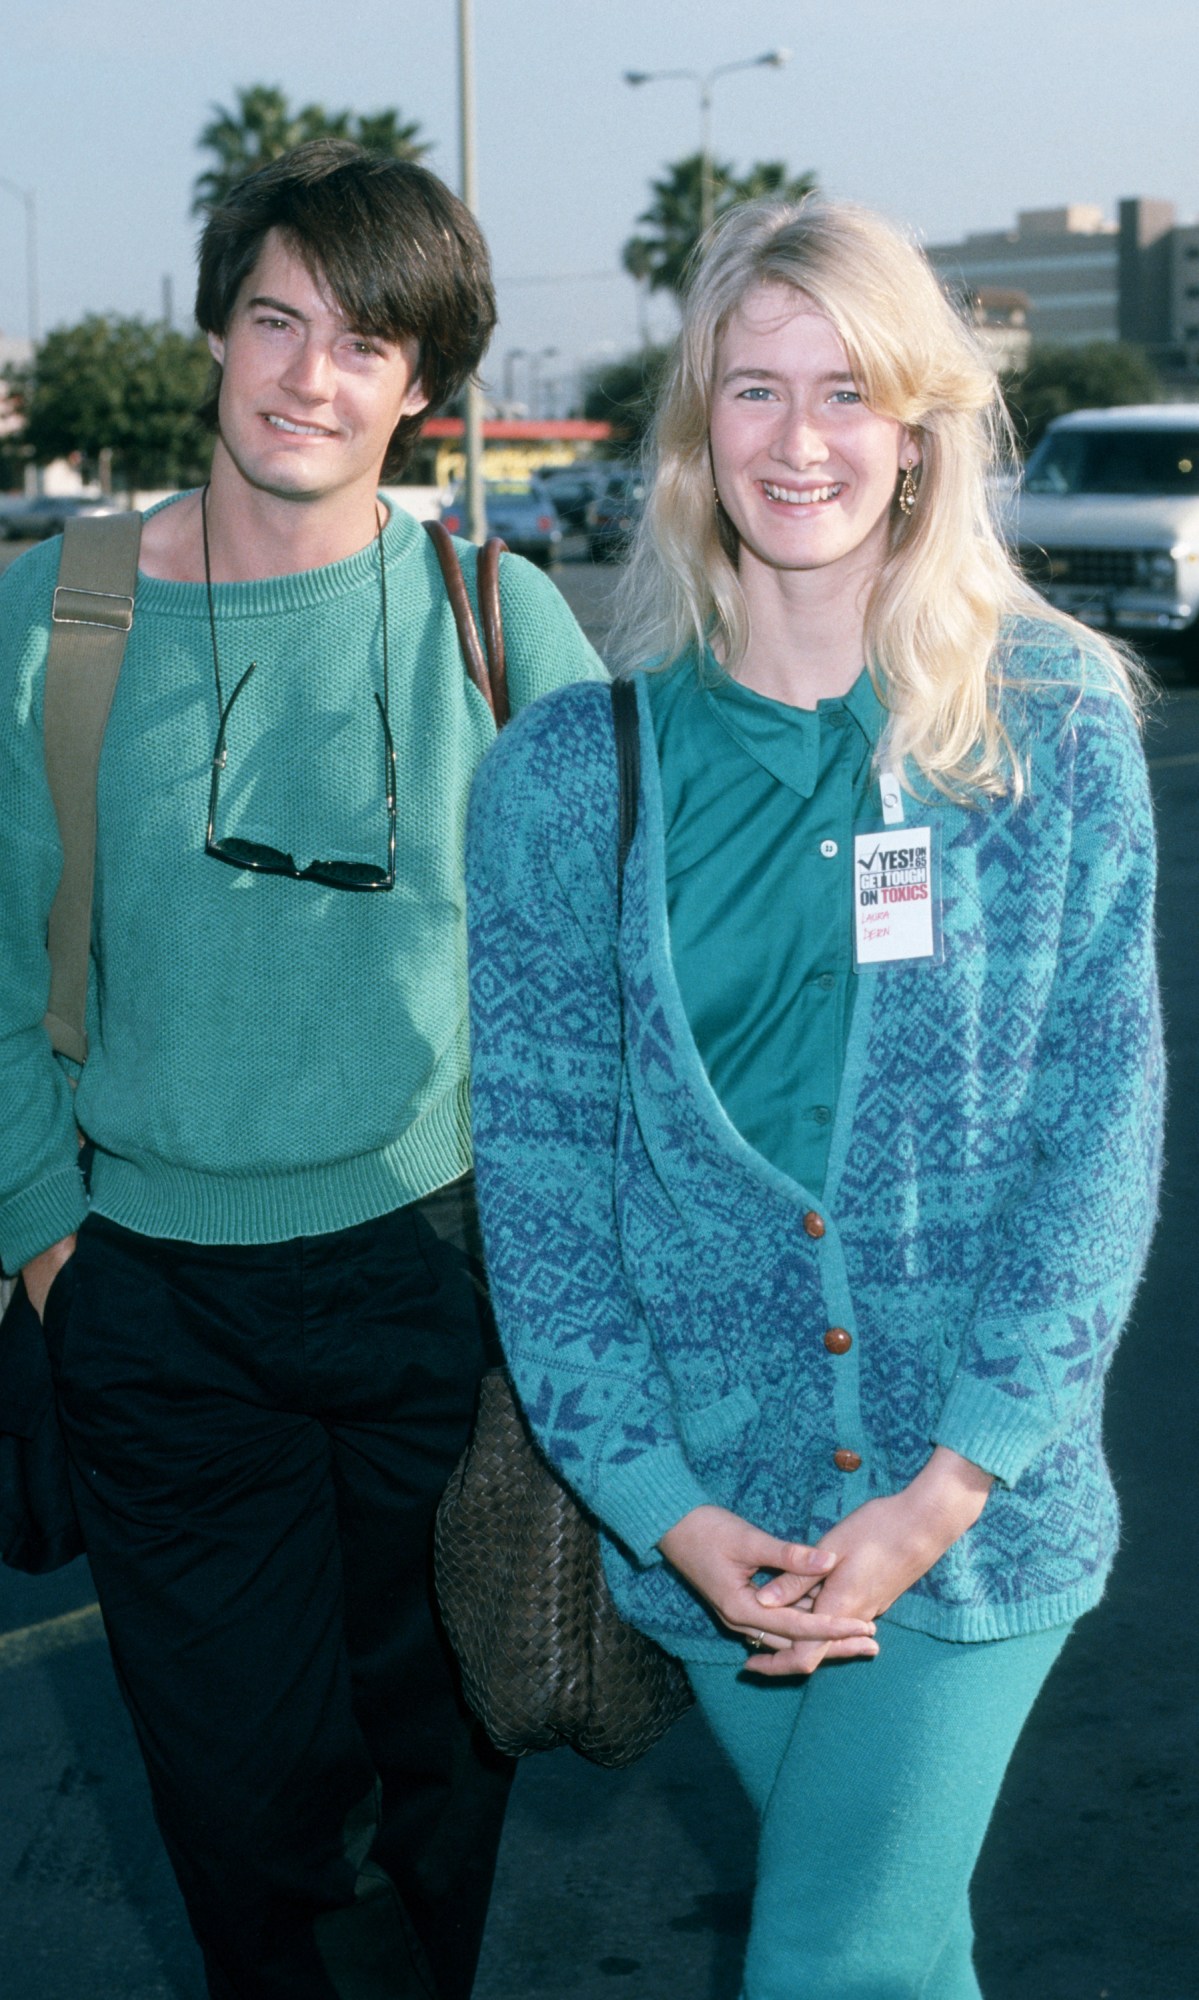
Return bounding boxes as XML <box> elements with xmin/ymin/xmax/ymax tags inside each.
<box><xmin>424</xmin><ymin>519</ymin><xmax>509</xmax><ymax>726</ymax></box>
<box><xmin>42</xmin><ymin>511</ymin><xmax>142</xmax><ymax>1063</ymax></box>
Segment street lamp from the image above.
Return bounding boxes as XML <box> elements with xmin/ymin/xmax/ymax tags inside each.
<box><xmin>528</xmin><ymin>347</ymin><xmax>558</xmax><ymax>422</ymax></box>
<box><xmin>502</xmin><ymin>347</ymin><xmax>527</xmax><ymax>411</ymax></box>
<box><xmin>624</xmin><ymin>50</ymin><xmax>790</xmax><ymax>239</ymax></box>
<box><xmin>0</xmin><ymin>176</ymin><xmax>39</xmax><ymax>347</ymax></box>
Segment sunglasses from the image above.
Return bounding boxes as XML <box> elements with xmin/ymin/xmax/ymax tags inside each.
<box><xmin>205</xmin><ymin>661</ymin><xmax>397</xmax><ymax>893</ymax></box>
<box><xmin>200</xmin><ymin>486</ymin><xmax>395</xmax><ymax>892</ymax></box>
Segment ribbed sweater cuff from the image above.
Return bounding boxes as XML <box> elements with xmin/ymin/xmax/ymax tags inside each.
<box><xmin>594</xmin><ymin>1445</ymin><xmax>713</xmax><ymax>1566</ymax></box>
<box><xmin>933</xmin><ymin>1374</ymin><xmax>1054</xmax><ymax>1489</ymax></box>
<box><xmin>0</xmin><ymin>1164</ymin><xmax>88</xmax><ymax>1274</ymax></box>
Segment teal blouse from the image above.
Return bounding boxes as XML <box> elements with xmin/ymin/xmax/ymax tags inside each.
<box><xmin>646</xmin><ymin>653</ymin><xmax>885</xmax><ymax>1196</ymax></box>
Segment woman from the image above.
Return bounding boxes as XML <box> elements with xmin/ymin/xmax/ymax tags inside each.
<box><xmin>465</xmin><ymin>197</ymin><xmax>1163</xmax><ymax>1999</ymax></box>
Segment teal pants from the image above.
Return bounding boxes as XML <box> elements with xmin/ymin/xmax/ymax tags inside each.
<box><xmin>688</xmin><ymin>1618</ymin><xmax>1071</xmax><ymax>2000</ymax></box>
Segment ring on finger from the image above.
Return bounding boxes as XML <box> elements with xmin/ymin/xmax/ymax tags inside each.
<box><xmin>749</xmin><ymin>1628</ymin><xmax>770</xmax><ymax>1651</ymax></box>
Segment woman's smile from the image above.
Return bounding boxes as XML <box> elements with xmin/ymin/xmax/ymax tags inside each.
<box><xmin>759</xmin><ymin>477</ymin><xmax>846</xmax><ymax>505</ymax></box>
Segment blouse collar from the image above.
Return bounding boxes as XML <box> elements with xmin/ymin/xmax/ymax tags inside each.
<box><xmin>699</xmin><ymin>654</ymin><xmax>887</xmax><ymax>799</ymax></box>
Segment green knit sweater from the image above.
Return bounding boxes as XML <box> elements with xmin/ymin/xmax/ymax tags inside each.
<box><xmin>0</xmin><ymin>500</ymin><xmax>603</xmax><ymax>1267</ymax></box>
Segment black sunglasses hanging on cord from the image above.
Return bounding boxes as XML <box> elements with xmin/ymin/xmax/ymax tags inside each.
<box><xmin>201</xmin><ymin>485</ymin><xmax>397</xmax><ymax>892</ymax></box>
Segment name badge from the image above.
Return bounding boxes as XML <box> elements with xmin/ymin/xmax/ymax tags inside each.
<box><xmin>853</xmin><ymin>824</ymin><xmax>940</xmax><ymax>965</ymax></box>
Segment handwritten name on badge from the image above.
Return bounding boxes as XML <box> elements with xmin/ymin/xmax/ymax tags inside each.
<box><xmin>853</xmin><ymin>827</ymin><xmax>936</xmax><ymax>964</ymax></box>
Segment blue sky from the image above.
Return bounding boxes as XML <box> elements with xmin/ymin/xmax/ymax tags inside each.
<box><xmin>3</xmin><ymin>0</ymin><xmax>1197</xmax><ymax>408</ymax></box>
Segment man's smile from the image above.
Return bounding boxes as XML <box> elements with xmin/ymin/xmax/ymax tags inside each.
<box><xmin>264</xmin><ymin>413</ymin><xmax>337</xmax><ymax>437</ymax></box>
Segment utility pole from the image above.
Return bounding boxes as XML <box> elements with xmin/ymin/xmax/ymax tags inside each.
<box><xmin>698</xmin><ymin>82</ymin><xmax>715</xmax><ymax>240</ymax></box>
<box><xmin>0</xmin><ymin>177</ymin><xmax>39</xmax><ymax>347</ymax></box>
<box><xmin>458</xmin><ymin>0</ymin><xmax>486</xmax><ymax>544</ymax></box>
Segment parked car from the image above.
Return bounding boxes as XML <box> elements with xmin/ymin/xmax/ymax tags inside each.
<box><xmin>535</xmin><ymin>462</ymin><xmax>617</xmax><ymax>533</ymax></box>
<box><xmin>439</xmin><ymin>481</ymin><xmax>561</xmax><ymax>567</ymax></box>
<box><xmin>1015</xmin><ymin>405</ymin><xmax>1199</xmax><ymax>655</ymax></box>
<box><xmin>586</xmin><ymin>469</ymin><xmax>647</xmax><ymax>563</ymax></box>
<box><xmin>0</xmin><ymin>493</ymin><xmax>126</xmax><ymax>542</ymax></box>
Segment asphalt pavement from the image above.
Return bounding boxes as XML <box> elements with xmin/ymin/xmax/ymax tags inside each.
<box><xmin>0</xmin><ymin>549</ymin><xmax>1195</xmax><ymax>1997</ymax></box>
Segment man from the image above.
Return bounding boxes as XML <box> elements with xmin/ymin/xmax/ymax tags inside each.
<box><xmin>0</xmin><ymin>141</ymin><xmax>603</xmax><ymax>1999</ymax></box>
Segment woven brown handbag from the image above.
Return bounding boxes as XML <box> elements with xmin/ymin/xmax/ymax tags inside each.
<box><xmin>435</xmin><ymin>1366</ymin><xmax>694</xmax><ymax>1768</ymax></box>
<box><xmin>426</xmin><ymin>545</ymin><xmax>693</xmax><ymax>1766</ymax></box>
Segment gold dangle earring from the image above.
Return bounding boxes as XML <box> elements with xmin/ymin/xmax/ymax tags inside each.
<box><xmin>898</xmin><ymin>462</ymin><xmax>919</xmax><ymax>517</ymax></box>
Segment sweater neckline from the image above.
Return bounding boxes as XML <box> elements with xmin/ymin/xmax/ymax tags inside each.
<box><xmin>132</xmin><ymin>491</ymin><xmax>424</xmax><ymax>619</ymax></box>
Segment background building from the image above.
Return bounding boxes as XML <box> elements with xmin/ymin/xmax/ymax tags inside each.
<box><xmin>418</xmin><ymin>416</ymin><xmax>613</xmax><ymax>490</ymax></box>
<box><xmin>929</xmin><ymin>205</ymin><xmax>1119</xmax><ymax>346</ymax></box>
<box><xmin>966</xmin><ymin>289</ymin><xmax>1032</xmax><ymax>375</ymax></box>
<box><xmin>929</xmin><ymin>198</ymin><xmax>1199</xmax><ymax>385</ymax></box>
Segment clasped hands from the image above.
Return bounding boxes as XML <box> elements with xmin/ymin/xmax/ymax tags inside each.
<box><xmin>657</xmin><ymin>1447</ymin><xmax>993</xmax><ymax>1678</ymax></box>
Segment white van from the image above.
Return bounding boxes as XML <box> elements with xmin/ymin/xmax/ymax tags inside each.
<box><xmin>1015</xmin><ymin>404</ymin><xmax>1199</xmax><ymax>651</ymax></box>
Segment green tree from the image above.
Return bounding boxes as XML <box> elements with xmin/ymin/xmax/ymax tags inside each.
<box><xmin>8</xmin><ymin>317</ymin><xmax>213</xmax><ymax>488</ymax></box>
<box><xmin>193</xmin><ymin>84</ymin><xmax>428</xmax><ymax>213</ymax></box>
<box><xmin>1005</xmin><ymin>341</ymin><xmax>1160</xmax><ymax>454</ymax></box>
<box><xmin>581</xmin><ymin>346</ymin><xmax>672</xmax><ymax>458</ymax></box>
<box><xmin>622</xmin><ymin>154</ymin><xmax>817</xmax><ymax>298</ymax></box>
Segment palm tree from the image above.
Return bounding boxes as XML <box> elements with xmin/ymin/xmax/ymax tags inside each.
<box><xmin>621</xmin><ymin>154</ymin><xmax>817</xmax><ymax>299</ymax></box>
<box><xmin>192</xmin><ymin>86</ymin><xmax>429</xmax><ymax>214</ymax></box>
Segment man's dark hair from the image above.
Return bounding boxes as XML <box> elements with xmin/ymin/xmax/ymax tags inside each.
<box><xmin>195</xmin><ymin>139</ymin><xmax>496</xmax><ymax>478</ymax></box>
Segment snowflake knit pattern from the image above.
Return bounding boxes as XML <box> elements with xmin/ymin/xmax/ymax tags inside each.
<box><xmin>466</xmin><ymin>624</ymin><xmax>1163</xmax><ymax>1661</ymax></box>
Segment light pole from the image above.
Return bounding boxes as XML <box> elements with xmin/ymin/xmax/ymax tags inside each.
<box><xmin>502</xmin><ymin>347</ymin><xmax>526</xmax><ymax>412</ymax></box>
<box><xmin>624</xmin><ymin>50</ymin><xmax>790</xmax><ymax>240</ymax></box>
<box><xmin>528</xmin><ymin>347</ymin><xmax>558</xmax><ymax>422</ymax></box>
<box><xmin>457</xmin><ymin>0</ymin><xmax>486</xmax><ymax>542</ymax></box>
<box><xmin>0</xmin><ymin>177</ymin><xmax>39</xmax><ymax>347</ymax></box>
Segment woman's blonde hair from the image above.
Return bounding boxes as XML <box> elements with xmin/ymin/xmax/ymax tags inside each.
<box><xmin>613</xmin><ymin>195</ymin><xmax>1142</xmax><ymax>799</ymax></box>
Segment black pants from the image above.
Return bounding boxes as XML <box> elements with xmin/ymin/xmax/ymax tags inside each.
<box><xmin>42</xmin><ymin>1179</ymin><xmax>513</xmax><ymax>2000</ymax></box>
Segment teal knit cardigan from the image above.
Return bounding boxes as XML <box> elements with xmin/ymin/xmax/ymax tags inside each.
<box><xmin>466</xmin><ymin>624</ymin><xmax>1163</xmax><ymax>1659</ymax></box>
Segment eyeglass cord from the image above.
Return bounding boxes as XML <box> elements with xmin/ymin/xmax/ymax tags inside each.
<box><xmin>199</xmin><ymin>483</ymin><xmax>390</xmax><ymax>741</ymax></box>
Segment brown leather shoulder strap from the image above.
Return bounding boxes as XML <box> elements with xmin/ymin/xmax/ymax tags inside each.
<box><xmin>476</xmin><ymin>538</ymin><xmax>510</xmax><ymax>728</ymax></box>
<box><xmin>423</xmin><ymin>519</ymin><xmax>509</xmax><ymax>726</ymax></box>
